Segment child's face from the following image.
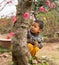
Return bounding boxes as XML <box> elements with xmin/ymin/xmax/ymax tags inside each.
<box><xmin>30</xmin><ymin>22</ymin><xmax>41</xmax><ymax>34</ymax></box>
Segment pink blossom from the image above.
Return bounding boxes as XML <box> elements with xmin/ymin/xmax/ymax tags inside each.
<box><xmin>46</xmin><ymin>0</ymin><xmax>51</xmax><ymax>6</ymax></box>
<box><xmin>50</xmin><ymin>4</ymin><xmax>56</xmax><ymax>9</ymax></box>
<box><xmin>39</xmin><ymin>6</ymin><xmax>45</xmax><ymax>12</ymax></box>
<box><xmin>12</xmin><ymin>16</ymin><xmax>17</xmax><ymax>23</ymax></box>
<box><xmin>24</xmin><ymin>12</ymin><xmax>29</xmax><ymax>19</ymax></box>
<box><xmin>6</xmin><ymin>32</ymin><xmax>15</xmax><ymax>39</ymax></box>
<box><xmin>9</xmin><ymin>32</ymin><xmax>15</xmax><ymax>37</ymax></box>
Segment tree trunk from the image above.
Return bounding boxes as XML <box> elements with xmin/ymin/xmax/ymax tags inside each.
<box><xmin>12</xmin><ymin>0</ymin><xmax>32</xmax><ymax>65</ymax></box>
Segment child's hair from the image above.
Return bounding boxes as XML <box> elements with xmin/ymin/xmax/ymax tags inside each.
<box><xmin>34</xmin><ymin>19</ymin><xmax>44</xmax><ymax>29</ymax></box>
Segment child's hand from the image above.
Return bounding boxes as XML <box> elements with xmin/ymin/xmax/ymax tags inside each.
<box><xmin>34</xmin><ymin>42</ymin><xmax>38</xmax><ymax>47</ymax></box>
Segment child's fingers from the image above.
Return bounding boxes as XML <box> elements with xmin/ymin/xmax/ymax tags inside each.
<box><xmin>34</xmin><ymin>42</ymin><xmax>38</xmax><ymax>47</ymax></box>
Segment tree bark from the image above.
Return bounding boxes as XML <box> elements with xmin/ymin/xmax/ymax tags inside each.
<box><xmin>12</xmin><ymin>0</ymin><xmax>32</xmax><ymax>65</ymax></box>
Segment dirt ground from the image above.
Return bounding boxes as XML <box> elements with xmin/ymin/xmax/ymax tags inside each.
<box><xmin>0</xmin><ymin>34</ymin><xmax>59</xmax><ymax>65</ymax></box>
<box><xmin>0</xmin><ymin>42</ymin><xmax>59</xmax><ymax>65</ymax></box>
<box><xmin>0</xmin><ymin>53</ymin><xmax>12</xmax><ymax>65</ymax></box>
<box><xmin>36</xmin><ymin>42</ymin><xmax>59</xmax><ymax>65</ymax></box>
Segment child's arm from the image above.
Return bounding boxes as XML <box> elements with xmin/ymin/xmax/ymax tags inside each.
<box><xmin>38</xmin><ymin>42</ymin><xmax>43</xmax><ymax>49</ymax></box>
<box><xmin>37</xmin><ymin>36</ymin><xmax>43</xmax><ymax>49</ymax></box>
<box><xmin>34</xmin><ymin>41</ymin><xmax>39</xmax><ymax>47</ymax></box>
<box><xmin>33</xmin><ymin>41</ymin><xmax>43</xmax><ymax>48</ymax></box>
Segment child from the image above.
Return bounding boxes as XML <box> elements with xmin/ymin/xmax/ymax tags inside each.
<box><xmin>27</xmin><ymin>19</ymin><xmax>44</xmax><ymax>57</ymax></box>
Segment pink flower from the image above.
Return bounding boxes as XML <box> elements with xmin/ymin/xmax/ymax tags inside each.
<box><xmin>6</xmin><ymin>32</ymin><xmax>15</xmax><ymax>39</ymax></box>
<box><xmin>46</xmin><ymin>0</ymin><xmax>51</xmax><ymax>6</ymax></box>
<box><xmin>39</xmin><ymin>6</ymin><xmax>45</xmax><ymax>12</ymax></box>
<box><xmin>24</xmin><ymin>12</ymin><xmax>29</xmax><ymax>19</ymax></box>
<box><xmin>50</xmin><ymin>4</ymin><xmax>56</xmax><ymax>9</ymax></box>
<box><xmin>12</xmin><ymin>16</ymin><xmax>17</xmax><ymax>23</ymax></box>
<box><xmin>9</xmin><ymin>32</ymin><xmax>15</xmax><ymax>37</ymax></box>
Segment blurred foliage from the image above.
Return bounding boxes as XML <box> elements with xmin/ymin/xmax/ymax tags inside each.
<box><xmin>37</xmin><ymin>9</ymin><xmax>59</xmax><ymax>38</ymax></box>
<box><xmin>32</xmin><ymin>0</ymin><xmax>58</xmax><ymax>12</ymax></box>
<box><xmin>0</xmin><ymin>9</ymin><xmax>59</xmax><ymax>38</ymax></box>
<box><xmin>0</xmin><ymin>45</ymin><xmax>8</xmax><ymax>53</ymax></box>
<box><xmin>0</xmin><ymin>0</ymin><xmax>59</xmax><ymax>38</ymax></box>
<box><xmin>29</xmin><ymin>56</ymin><xmax>57</xmax><ymax>65</ymax></box>
<box><xmin>31</xmin><ymin>0</ymin><xmax>59</xmax><ymax>38</ymax></box>
<box><xmin>0</xmin><ymin>17</ymin><xmax>13</xmax><ymax>34</ymax></box>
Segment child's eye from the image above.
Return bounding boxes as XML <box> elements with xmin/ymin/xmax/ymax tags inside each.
<box><xmin>34</xmin><ymin>26</ymin><xmax>36</xmax><ymax>27</ymax></box>
<box><xmin>34</xmin><ymin>25</ymin><xmax>37</xmax><ymax>27</ymax></box>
